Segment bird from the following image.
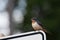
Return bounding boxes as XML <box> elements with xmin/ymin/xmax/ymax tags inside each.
<box><xmin>31</xmin><ymin>17</ymin><xmax>48</xmax><ymax>33</ymax></box>
<box><xmin>0</xmin><ymin>33</ymin><xmax>5</xmax><ymax>38</ymax></box>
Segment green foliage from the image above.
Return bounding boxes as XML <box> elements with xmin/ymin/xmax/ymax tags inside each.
<box><xmin>4</xmin><ymin>0</ymin><xmax>60</xmax><ymax>39</ymax></box>
<box><xmin>18</xmin><ymin>0</ymin><xmax>60</xmax><ymax>40</ymax></box>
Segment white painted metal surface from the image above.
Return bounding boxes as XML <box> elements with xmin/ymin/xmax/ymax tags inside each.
<box><xmin>0</xmin><ymin>30</ymin><xmax>46</xmax><ymax>40</ymax></box>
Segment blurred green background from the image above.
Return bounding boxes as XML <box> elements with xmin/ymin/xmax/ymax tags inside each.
<box><xmin>16</xmin><ymin>0</ymin><xmax>60</xmax><ymax>40</ymax></box>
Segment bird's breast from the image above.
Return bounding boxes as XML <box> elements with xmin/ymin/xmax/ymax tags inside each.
<box><xmin>32</xmin><ymin>22</ymin><xmax>40</xmax><ymax>27</ymax></box>
<box><xmin>32</xmin><ymin>22</ymin><xmax>43</xmax><ymax>30</ymax></box>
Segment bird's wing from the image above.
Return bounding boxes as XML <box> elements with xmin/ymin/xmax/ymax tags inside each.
<box><xmin>36</xmin><ymin>20</ymin><xmax>43</xmax><ymax>27</ymax></box>
<box><xmin>36</xmin><ymin>20</ymin><xmax>47</xmax><ymax>29</ymax></box>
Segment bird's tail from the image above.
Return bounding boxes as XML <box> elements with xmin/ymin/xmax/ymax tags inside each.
<box><xmin>42</xmin><ymin>29</ymin><xmax>51</xmax><ymax>34</ymax></box>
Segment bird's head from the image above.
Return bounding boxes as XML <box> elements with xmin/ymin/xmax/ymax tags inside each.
<box><xmin>31</xmin><ymin>17</ymin><xmax>38</xmax><ymax>23</ymax></box>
